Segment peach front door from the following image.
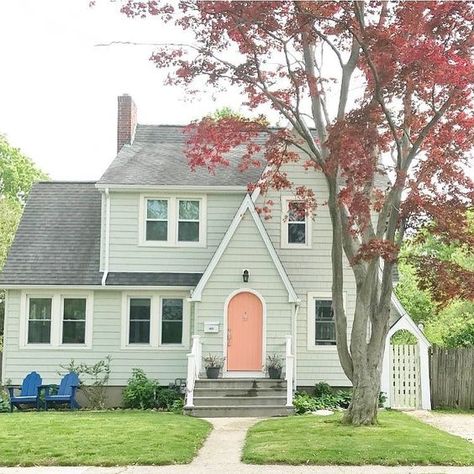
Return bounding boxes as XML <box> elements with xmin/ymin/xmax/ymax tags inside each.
<box><xmin>227</xmin><ymin>291</ymin><xmax>263</xmax><ymax>371</ymax></box>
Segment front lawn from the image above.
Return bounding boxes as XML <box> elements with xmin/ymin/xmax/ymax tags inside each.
<box><xmin>243</xmin><ymin>410</ymin><xmax>474</xmax><ymax>465</ymax></box>
<box><xmin>0</xmin><ymin>411</ymin><xmax>211</xmax><ymax>466</ymax></box>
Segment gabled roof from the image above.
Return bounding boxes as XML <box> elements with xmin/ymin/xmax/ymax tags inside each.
<box><xmin>97</xmin><ymin>124</ymin><xmax>265</xmax><ymax>187</ymax></box>
<box><xmin>190</xmin><ymin>194</ymin><xmax>298</xmax><ymax>303</ymax></box>
<box><xmin>0</xmin><ymin>182</ymin><xmax>103</xmax><ymax>286</ymax></box>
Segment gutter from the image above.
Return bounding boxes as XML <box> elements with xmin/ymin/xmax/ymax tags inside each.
<box><xmin>101</xmin><ymin>188</ymin><xmax>111</xmax><ymax>286</ymax></box>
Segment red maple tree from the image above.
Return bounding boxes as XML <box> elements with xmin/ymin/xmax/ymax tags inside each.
<box><xmin>116</xmin><ymin>1</ymin><xmax>474</xmax><ymax>424</ymax></box>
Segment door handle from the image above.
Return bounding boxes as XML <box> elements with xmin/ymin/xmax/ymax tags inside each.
<box><xmin>227</xmin><ymin>329</ymin><xmax>232</xmax><ymax>346</ymax></box>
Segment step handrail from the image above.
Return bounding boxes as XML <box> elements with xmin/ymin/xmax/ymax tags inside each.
<box><xmin>285</xmin><ymin>335</ymin><xmax>295</xmax><ymax>407</ymax></box>
<box><xmin>185</xmin><ymin>335</ymin><xmax>202</xmax><ymax>408</ymax></box>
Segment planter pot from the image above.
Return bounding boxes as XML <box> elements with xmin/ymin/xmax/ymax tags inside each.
<box><xmin>268</xmin><ymin>367</ymin><xmax>282</xmax><ymax>379</ymax></box>
<box><xmin>206</xmin><ymin>367</ymin><xmax>221</xmax><ymax>379</ymax></box>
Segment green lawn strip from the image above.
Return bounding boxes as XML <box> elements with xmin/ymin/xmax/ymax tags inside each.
<box><xmin>0</xmin><ymin>411</ymin><xmax>211</xmax><ymax>466</ymax></box>
<box><xmin>243</xmin><ymin>410</ymin><xmax>474</xmax><ymax>466</ymax></box>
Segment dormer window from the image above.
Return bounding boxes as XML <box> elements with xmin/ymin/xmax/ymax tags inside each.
<box><xmin>281</xmin><ymin>196</ymin><xmax>312</xmax><ymax>249</ymax></box>
<box><xmin>140</xmin><ymin>195</ymin><xmax>206</xmax><ymax>247</ymax></box>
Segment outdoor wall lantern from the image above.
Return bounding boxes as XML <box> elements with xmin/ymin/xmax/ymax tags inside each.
<box><xmin>242</xmin><ymin>269</ymin><xmax>249</xmax><ymax>283</ymax></box>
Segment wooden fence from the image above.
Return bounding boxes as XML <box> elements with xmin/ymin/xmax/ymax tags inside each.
<box><xmin>430</xmin><ymin>346</ymin><xmax>474</xmax><ymax>410</ymax></box>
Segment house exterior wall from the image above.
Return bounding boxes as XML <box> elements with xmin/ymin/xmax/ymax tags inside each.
<box><xmin>195</xmin><ymin>209</ymin><xmax>294</xmax><ymax>373</ymax></box>
<box><xmin>2</xmin><ymin>289</ymin><xmax>190</xmax><ymax>387</ymax></box>
<box><xmin>107</xmin><ymin>191</ymin><xmax>245</xmax><ymax>273</ymax></box>
<box><xmin>258</xmin><ymin>163</ymin><xmax>354</xmax><ymax>387</ymax></box>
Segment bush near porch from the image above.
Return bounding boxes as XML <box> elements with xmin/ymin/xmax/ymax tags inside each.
<box><xmin>243</xmin><ymin>410</ymin><xmax>474</xmax><ymax>466</ymax></box>
<box><xmin>0</xmin><ymin>411</ymin><xmax>211</xmax><ymax>466</ymax></box>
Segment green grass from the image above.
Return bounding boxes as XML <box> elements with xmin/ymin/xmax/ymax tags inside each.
<box><xmin>243</xmin><ymin>410</ymin><xmax>474</xmax><ymax>466</ymax></box>
<box><xmin>0</xmin><ymin>411</ymin><xmax>212</xmax><ymax>466</ymax></box>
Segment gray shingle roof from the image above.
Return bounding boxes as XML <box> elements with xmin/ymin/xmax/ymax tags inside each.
<box><xmin>0</xmin><ymin>182</ymin><xmax>201</xmax><ymax>287</ymax></box>
<box><xmin>106</xmin><ymin>272</ymin><xmax>202</xmax><ymax>286</ymax></box>
<box><xmin>0</xmin><ymin>182</ymin><xmax>103</xmax><ymax>286</ymax></box>
<box><xmin>97</xmin><ymin>124</ymin><xmax>265</xmax><ymax>186</ymax></box>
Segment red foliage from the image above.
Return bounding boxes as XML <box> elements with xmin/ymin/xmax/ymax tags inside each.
<box><xmin>117</xmin><ymin>0</ymin><xmax>474</xmax><ymax>296</ymax></box>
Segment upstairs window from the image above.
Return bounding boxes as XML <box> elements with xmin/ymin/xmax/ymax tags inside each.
<box><xmin>288</xmin><ymin>201</ymin><xmax>306</xmax><ymax>244</ymax></box>
<box><xmin>129</xmin><ymin>298</ymin><xmax>151</xmax><ymax>344</ymax></box>
<box><xmin>178</xmin><ymin>200</ymin><xmax>200</xmax><ymax>242</ymax></box>
<box><xmin>281</xmin><ymin>197</ymin><xmax>311</xmax><ymax>248</ymax></box>
<box><xmin>146</xmin><ymin>199</ymin><xmax>168</xmax><ymax>241</ymax></box>
<box><xmin>141</xmin><ymin>196</ymin><xmax>206</xmax><ymax>247</ymax></box>
<box><xmin>28</xmin><ymin>298</ymin><xmax>52</xmax><ymax>344</ymax></box>
<box><xmin>62</xmin><ymin>298</ymin><xmax>86</xmax><ymax>344</ymax></box>
<box><xmin>315</xmin><ymin>299</ymin><xmax>336</xmax><ymax>346</ymax></box>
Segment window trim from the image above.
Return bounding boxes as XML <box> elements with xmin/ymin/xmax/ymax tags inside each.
<box><xmin>121</xmin><ymin>292</ymin><xmax>190</xmax><ymax>350</ymax></box>
<box><xmin>138</xmin><ymin>194</ymin><xmax>207</xmax><ymax>248</ymax></box>
<box><xmin>306</xmin><ymin>291</ymin><xmax>346</xmax><ymax>351</ymax></box>
<box><xmin>20</xmin><ymin>291</ymin><xmax>93</xmax><ymax>350</ymax></box>
<box><xmin>281</xmin><ymin>196</ymin><xmax>312</xmax><ymax>249</ymax></box>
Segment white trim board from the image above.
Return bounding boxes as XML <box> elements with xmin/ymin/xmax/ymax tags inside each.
<box><xmin>190</xmin><ymin>194</ymin><xmax>298</xmax><ymax>303</ymax></box>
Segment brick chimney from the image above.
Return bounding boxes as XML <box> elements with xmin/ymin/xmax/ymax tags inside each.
<box><xmin>117</xmin><ymin>94</ymin><xmax>137</xmax><ymax>153</ymax></box>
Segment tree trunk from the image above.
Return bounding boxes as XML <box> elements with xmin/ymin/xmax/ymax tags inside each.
<box><xmin>343</xmin><ymin>365</ymin><xmax>381</xmax><ymax>425</ymax></box>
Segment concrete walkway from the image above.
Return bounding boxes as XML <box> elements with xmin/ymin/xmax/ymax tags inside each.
<box><xmin>0</xmin><ymin>417</ymin><xmax>472</xmax><ymax>474</ymax></box>
<box><xmin>406</xmin><ymin>410</ymin><xmax>474</xmax><ymax>443</ymax></box>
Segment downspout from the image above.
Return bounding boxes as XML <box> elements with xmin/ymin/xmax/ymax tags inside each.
<box><xmin>293</xmin><ymin>301</ymin><xmax>300</xmax><ymax>391</ymax></box>
<box><xmin>101</xmin><ymin>188</ymin><xmax>111</xmax><ymax>286</ymax></box>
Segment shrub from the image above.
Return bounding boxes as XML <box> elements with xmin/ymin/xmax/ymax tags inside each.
<box><xmin>293</xmin><ymin>392</ymin><xmax>318</xmax><ymax>414</ymax></box>
<box><xmin>171</xmin><ymin>398</ymin><xmax>184</xmax><ymax>414</ymax></box>
<box><xmin>156</xmin><ymin>387</ymin><xmax>182</xmax><ymax>410</ymax></box>
<box><xmin>123</xmin><ymin>369</ymin><xmax>158</xmax><ymax>409</ymax></box>
<box><xmin>314</xmin><ymin>382</ymin><xmax>332</xmax><ymax>398</ymax></box>
<box><xmin>59</xmin><ymin>356</ymin><xmax>111</xmax><ymax>409</ymax></box>
<box><xmin>0</xmin><ymin>388</ymin><xmax>10</xmax><ymax>412</ymax></box>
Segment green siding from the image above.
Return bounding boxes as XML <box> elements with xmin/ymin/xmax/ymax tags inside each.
<box><xmin>197</xmin><ymin>209</ymin><xmax>293</xmax><ymax>368</ymax></box>
<box><xmin>259</xmin><ymin>162</ymin><xmax>355</xmax><ymax>386</ymax></box>
<box><xmin>108</xmin><ymin>191</ymin><xmax>244</xmax><ymax>273</ymax></box>
<box><xmin>2</xmin><ymin>290</ymin><xmax>189</xmax><ymax>385</ymax></box>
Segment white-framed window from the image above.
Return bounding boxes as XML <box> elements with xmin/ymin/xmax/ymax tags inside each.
<box><xmin>307</xmin><ymin>291</ymin><xmax>344</xmax><ymax>350</ymax></box>
<box><xmin>61</xmin><ymin>297</ymin><xmax>87</xmax><ymax>344</ymax></box>
<box><xmin>177</xmin><ymin>200</ymin><xmax>200</xmax><ymax>243</ymax></box>
<box><xmin>121</xmin><ymin>292</ymin><xmax>189</xmax><ymax>350</ymax></box>
<box><xmin>139</xmin><ymin>195</ymin><xmax>207</xmax><ymax>247</ymax></box>
<box><xmin>128</xmin><ymin>298</ymin><xmax>151</xmax><ymax>344</ymax></box>
<box><xmin>28</xmin><ymin>297</ymin><xmax>52</xmax><ymax>344</ymax></box>
<box><xmin>281</xmin><ymin>196</ymin><xmax>312</xmax><ymax>248</ymax></box>
<box><xmin>145</xmin><ymin>199</ymin><xmax>169</xmax><ymax>242</ymax></box>
<box><xmin>21</xmin><ymin>292</ymin><xmax>93</xmax><ymax>349</ymax></box>
<box><xmin>161</xmin><ymin>298</ymin><xmax>184</xmax><ymax>344</ymax></box>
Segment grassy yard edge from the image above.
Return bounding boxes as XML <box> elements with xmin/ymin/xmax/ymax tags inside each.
<box><xmin>242</xmin><ymin>410</ymin><xmax>474</xmax><ymax>466</ymax></box>
<box><xmin>0</xmin><ymin>411</ymin><xmax>213</xmax><ymax>467</ymax></box>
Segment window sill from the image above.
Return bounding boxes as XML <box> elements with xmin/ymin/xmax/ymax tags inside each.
<box><xmin>138</xmin><ymin>240</ymin><xmax>207</xmax><ymax>248</ymax></box>
<box><xmin>20</xmin><ymin>344</ymin><xmax>92</xmax><ymax>350</ymax></box>
<box><xmin>306</xmin><ymin>344</ymin><xmax>338</xmax><ymax>352</ymax></box>
<box><xmin>281</xmin><ymin>243</ymin><xmax>312</xmax><ymax>250</ymax></box>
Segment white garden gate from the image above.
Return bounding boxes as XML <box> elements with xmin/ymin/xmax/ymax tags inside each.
<box><xmin>390</xmin><ymin>344</ymin><xmax>421</xmax><ymax>409</ymax></box>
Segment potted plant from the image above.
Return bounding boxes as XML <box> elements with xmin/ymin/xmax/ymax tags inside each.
<box><xmin>203</xmin><ymin>354</ymin><xmax>225</xmax><ymax>379</ymax></box>
<box><xmin>266</xmin><ymin>354</ymin><xmax>283</xmax><ymax>379</ymax></box>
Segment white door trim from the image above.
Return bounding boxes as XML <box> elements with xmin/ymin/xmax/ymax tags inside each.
<box><xmin>223</xmin><ymin>288</ymin><xmax>266</xmax><ymax>377</ymax></box>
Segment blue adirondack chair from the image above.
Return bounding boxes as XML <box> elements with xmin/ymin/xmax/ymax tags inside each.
<box><xmin>7</xmin><ymin>371</ymin><xmax>42</xmax><ymax>411</ymax></box>
<box><xmin>43</xmin><ymin>372</ymin><xmax>80</xmax><ymax>410</ymax></box>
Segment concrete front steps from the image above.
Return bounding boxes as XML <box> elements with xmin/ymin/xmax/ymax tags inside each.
<box><xmin>184</xmin><ymin>378</ymin><xmax>294</xmax><ymax>417</ymax></box>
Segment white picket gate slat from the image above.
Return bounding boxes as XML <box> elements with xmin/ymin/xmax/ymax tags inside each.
<box><xmin>390</xmin><ymin>344</ymin><xmax>421</xmax><ymax>409</ymax></box>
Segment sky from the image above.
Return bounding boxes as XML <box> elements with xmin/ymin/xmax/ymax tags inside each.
<box><xmin>0</xmin><ymin>0</ymin><xmax>251</xmax><ymax>181</ymax></box>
